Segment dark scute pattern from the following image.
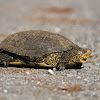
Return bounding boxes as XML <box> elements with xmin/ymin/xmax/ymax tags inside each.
<box><xmin>0</xmin><ymin>30</ymin><xmax>77</xmax><ymax>57</ymax></box>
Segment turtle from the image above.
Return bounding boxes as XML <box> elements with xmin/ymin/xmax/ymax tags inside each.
<box><xmin>0</xmin><ymin>30</ymin><xmax>91</xmax><ymax>70</ymax></box>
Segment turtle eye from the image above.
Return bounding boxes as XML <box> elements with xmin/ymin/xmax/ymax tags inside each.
<box><xmin>82</xmin><ymin>49</ymin><xmax>87</xmax><ymax>54</ymax></box>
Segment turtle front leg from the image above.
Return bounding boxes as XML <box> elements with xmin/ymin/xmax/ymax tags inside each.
<box><xmin>57</xmin><ymin>62</ymin><xmax>77</xmax><ymax>71</ymax></box>
<box><xmin>57</xmin><ymin>62</ymin><xmax>66</xmax><ymax>71</ymax></box>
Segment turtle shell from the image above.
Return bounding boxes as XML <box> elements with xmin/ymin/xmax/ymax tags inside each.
<box><xmin>0</xmin><ymin>30</ymin><xmax>77</xmax><ymax>58</ymax></box>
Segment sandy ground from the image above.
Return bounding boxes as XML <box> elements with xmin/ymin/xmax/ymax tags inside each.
<box><xmin>0</xmin><ymin>0</ymin><xmax>100</xmax><ymax>100</ymax></box>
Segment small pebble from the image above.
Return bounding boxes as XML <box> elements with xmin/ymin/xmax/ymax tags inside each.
<box><xmin>48</xmin><ymin>97</ymin><xmax>52</xmax><ymax>100</ymax></box>
<box><xmin>0</xmin><ymin>78</ymin><xmax>3</xmax><ymax>81</ymax></box>
<box><xmin>83</xmin><ymin>44</ymin><xmax>87</xmax><ymax>48</ymax></box>
<box><xmin>76</xmin><ymin>76</ymin><xmax>82</xmax><ymax>80</ymax></box>
<box><xmin>54</xmin><ymin>27</ymin><xmax>61</xmax><ymax>33</ymax></box>
<box><xmin>47</xmin><ymin>69</ymin><xmax>54</xmax><ymax>75</ymax></box>
<box><xmin>84</xmin><ymin>78</ymin><xmax>89</xmax><ymax>82</ymax></box>
<box><xmin>67</xmin><ymin>74</ymin><xmax>73</xmax><ymax>78</ymax></box>
<box><xmin>25</xmin><ymin>71</ymin><xmax>30</xmax><ymax>75</ymax></box>
<box><xmin>3</xmin><ymin>89</ymin><xmax>8</xmax><ymax>93</ymax></box>
<box><xmin>37</xmin><ymin>81</ymin><xmax>41</xmax><ymax>84</ymax></box>
<box><xmin>53</xmin><ymin>68</ymin><xmax>57</xmax><ymax>71</ymax></box>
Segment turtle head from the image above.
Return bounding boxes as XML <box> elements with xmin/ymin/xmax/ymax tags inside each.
<box><xmin>70</xmin><ymin>47</ymin><xmax>91</xmax><ymax>64</ymax></box>
<box><xmin>77</xmin><ymin>48</ymin><xmax>91</xmax><ymax>63</ymax></box>
<box><xmin>67</xmin><ymin>46</ymin><xmax>91</xmax><ymax>64</ymax></box>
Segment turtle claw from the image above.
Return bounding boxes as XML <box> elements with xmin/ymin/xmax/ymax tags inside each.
<box><xmin>57</xmin><ymin>63</ymin><xmax>65</xmax><ymax>71</ymax></box>
<box><xmin>3</xmin><ymin>61</ymin><xmax>9</xmax><ymax>67</ymax></box>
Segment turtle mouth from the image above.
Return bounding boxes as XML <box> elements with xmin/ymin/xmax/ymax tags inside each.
<box><xmin>80</xmin><ymin>58</ymin><xmax>86</xmax><ymax>63</ymax></box>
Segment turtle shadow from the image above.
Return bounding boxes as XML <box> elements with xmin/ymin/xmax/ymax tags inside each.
<box><xmin>68</xmin><ymin>63</ymin><xmax>83</xmax><ymax>69</ymax></box>
<box><xmin>0</xmin><ymin>63</ymin><xmax>83</xmax><ymax>70</ymax></box>
<box><xmin>0</xmin><ymin>64</ymin><xmax>53</xmax><ymax>70</ymax></box>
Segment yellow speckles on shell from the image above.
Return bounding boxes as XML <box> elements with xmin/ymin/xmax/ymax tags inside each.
<box><xmin>43</xmin><ymin>53</ymin><xmax>62</xmax><ymax>67</ymax></box>
<box><xmin>11</xmin><ymin>57</ymin><xmax>13</xmax><ymax>59</ymax></box>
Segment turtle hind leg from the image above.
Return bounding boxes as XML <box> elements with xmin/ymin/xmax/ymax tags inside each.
<box><xmin>9</xmin><ymin>61</ymin><xmax>24</xmax><ymax>65</ymax></box>
<box><xmin>0</xmin><ymin>52</ymin><xmax>15</xmax><ymax>67</ymax></box>
<box><xmin>0</xmin><ymin>52</ymin><xmax>35</xmax><ymax>67</ymax></box>
<box><xmin>0</xmin><ymin>52</ymin><xmax>24</xmax><ymax>67</ymax></box>
<box><xmin>57</xmin><ymin>62</ymin><xmax>66</xmax><ymax>71</ymax></box>
<box><xmin>9</xmin><ymin>61</ymin><xmax>35</xmax><ymax>66</ymax></box>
